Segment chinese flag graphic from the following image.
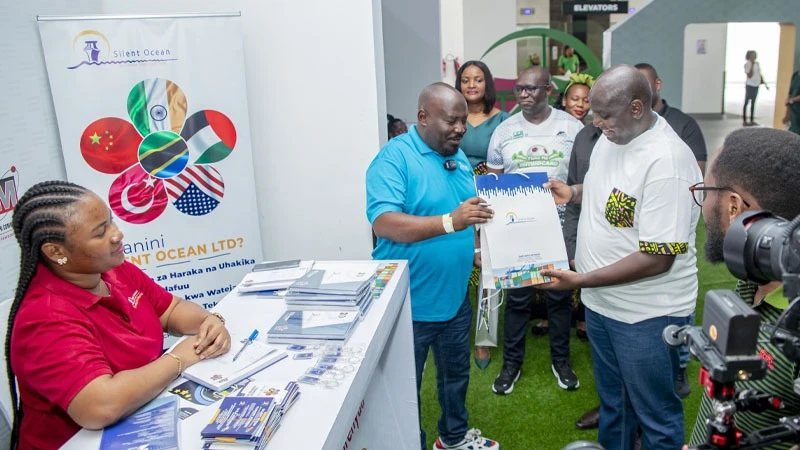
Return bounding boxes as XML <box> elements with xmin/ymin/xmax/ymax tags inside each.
<box><xmin>80</xmin><ymin>118</ymin><xmax>141</xmax><ymax>174</ymax></box>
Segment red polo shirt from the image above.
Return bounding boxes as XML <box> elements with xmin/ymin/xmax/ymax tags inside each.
<box><xmin>10</xmin><ymin>261</ymin><xmax>173</xmax><ymax>450</ymax></box>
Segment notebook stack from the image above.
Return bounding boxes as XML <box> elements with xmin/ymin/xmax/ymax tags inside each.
<box><xmin>200</xmin><ymin>396</ymin><xmax>281</xmax><ymax>450</ymax></box>
<box><xmin>267</xmin><ymin>310</ymin><xmax>361</xmax><ymax>345</ymax></box>
<box><xmin>283</xmin><ymin>261</ymin><xmax>379</xmax><ymax>316</ymax></box>
<box><xmin>236</xmin><ymin>380</ymin><xmax>301</xmax><ymax>418</ymax></box>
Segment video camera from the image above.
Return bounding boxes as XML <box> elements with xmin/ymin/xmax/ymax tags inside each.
<box><xmin>664</xmin><ymin>210</ymin><xmax>800</xmax><ymax>449</ymax></box>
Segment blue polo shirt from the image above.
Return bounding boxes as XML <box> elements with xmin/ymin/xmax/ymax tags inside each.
<box><xmin>366</xmin><ymin>125</ymin><xmax>476</xmax><ymax>322</ymax></box>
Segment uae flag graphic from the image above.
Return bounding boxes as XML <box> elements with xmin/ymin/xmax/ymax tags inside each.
<box><xmin>180</xmin><ymin>110</ymin><xmax>236</xmax><ymax>164</ymax></box>
<box><xmin>164</xmin><ymin>165</ymin><xmax>224</xmax><ymax>216</ymax></box>
<box><xmin>108</xmin><ymin>165</ymin><xmax>168</xmax><ymax>224</ymax></box>
<box><xmin>127</xmin><ymin>78</ymin><xmax>187</xmax><ymax>136</ymax></box>
<box><xmin>80</xmin><ymin>118</ymin><xmax>141</xmax><ymax>174</ymax></box>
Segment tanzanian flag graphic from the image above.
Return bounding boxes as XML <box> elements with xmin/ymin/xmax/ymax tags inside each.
<box><xmin>180</xmin><ymin>110</ymin><xmax>237</xmax><ymax>164</ymax></box>
<box><xmin>138</xmin><ymin>131</ymin><xmax>189</xmax><ymax>179</ymax></box>
<box><xmin>127</xmin><ymin>78</ymin><xmax>187</xmax><ymax>136</ymax></box>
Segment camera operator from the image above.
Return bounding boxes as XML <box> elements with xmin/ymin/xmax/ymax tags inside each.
<box><xmin>687</xmin><ymin>127</ymin><xmax>800</xmax><ymax>449</ymax></box>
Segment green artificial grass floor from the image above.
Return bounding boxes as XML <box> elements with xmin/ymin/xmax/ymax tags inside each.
<box><xmin>419</xmin><ymin>217</ymin><xmax>738</xmax><ymax>450</ymax></box>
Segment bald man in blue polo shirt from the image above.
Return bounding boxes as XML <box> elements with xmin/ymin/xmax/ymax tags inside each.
<box><xmin>366</xmin><ymin>82</ymin><xmax>499</xmax><ymax>450</ymax></box>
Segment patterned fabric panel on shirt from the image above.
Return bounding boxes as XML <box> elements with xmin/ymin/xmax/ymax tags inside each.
<box><xmin>689</xmin><ymin>281</ymin><xmax>800</xmax><ymax>450</ymax></box>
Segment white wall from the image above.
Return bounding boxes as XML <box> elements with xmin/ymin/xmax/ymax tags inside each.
<box><xmin>440</xmin><ymin>0</ymin><xmax>464</xmax><ymax>86</ymax></box>
<box><xmin>463</xmin><ymin>0</ymin><xmax>517</xmax><ymax>79</ymax></box>
<box><xmin>0</xmin><ymin>0</ymin><xmax>95</xmax><ymax>303</ymax></box>
<box><xmin>4</xmin><ymin>0</ymin><xmax>385</xmax><ymax>270</ymax></box>
<box><xmin>383</xmin><ymin>0</ymin><xmax>441</xmax><ymax>123</ymax></box>
<box><xmin>681</xmin><ymin>23</ymin><xmax>727</xmax><ymax>114</ymax></box>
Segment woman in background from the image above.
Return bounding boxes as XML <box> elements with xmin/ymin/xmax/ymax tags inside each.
<box><xmin>387</xmin><ymin>114</ymin><xmax>408</xmax><ymax>139</ymax></box>
<box><xmin>455</xmin><ymin>60</ymin><xmax>510</xmax><ymax>369</ymax></box>
<box><xmin>560</xmin><ymin>73</ymin><xmax>593</xmax><ymax>125</ymax></box>
<box><xmin>7</xmin><ymin>181</ymin><xmax>231</xmax><ymax>449</ymax></box>
<box><xmin>557</xmin><ymin>45</ymin><xmax>580</xmax><ymax>75</ymax></box>
<box><xmin>743</xmin><ymin>50</ymin><xmax>763</xmax><ymax>126</ymax></box>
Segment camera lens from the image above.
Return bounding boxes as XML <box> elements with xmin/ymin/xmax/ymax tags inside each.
<box><xmin>724</xmin><ymin>210</ymin><xmax>790</xmax><ymax>283</ymax></box>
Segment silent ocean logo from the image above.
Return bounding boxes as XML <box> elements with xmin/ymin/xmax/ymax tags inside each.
<box><xmin>67</xmin><ymin>29</ymin><xmax>177</xmax><ymax>69</ymax></box>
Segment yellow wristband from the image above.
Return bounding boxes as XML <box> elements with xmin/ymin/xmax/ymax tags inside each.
<box><xmin>442</xmin><ymin>213</ymin><xmax>455</xmax><ymax>234</ymax></box>
<box><xmin>164</xmin><ymin>352</ymin><xmax>182</xmax><ymax>378</ymax></box>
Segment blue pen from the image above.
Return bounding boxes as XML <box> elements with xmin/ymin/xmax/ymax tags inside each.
<box><xmin>232</xmin><ymin>329</ymin><xmax>259</xmax><ymax>362</ymax></box>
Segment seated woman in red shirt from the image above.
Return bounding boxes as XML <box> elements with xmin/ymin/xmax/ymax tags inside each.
<box><xmin>5</xmin><ymin>180</ymin><xmax>232</xmax><ymax>449</ymax></box>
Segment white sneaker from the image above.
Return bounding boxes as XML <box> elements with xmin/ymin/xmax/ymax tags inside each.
<box><xmin>432</xmin><ymin>428</ymin><xmax>500</xmax><ymax>449</ymax></box>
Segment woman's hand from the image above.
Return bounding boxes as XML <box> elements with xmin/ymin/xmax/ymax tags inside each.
<box><xmin>193</xmin><ymin>314</ymin><xmax>231</xmax><ymax>359</ymax></box>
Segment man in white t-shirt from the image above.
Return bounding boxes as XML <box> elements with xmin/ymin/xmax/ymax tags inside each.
<box><xmin>743</xmin><ymin>50</ymin><xmax>763</xmax><ymax>126</ymax></box>
<box><xmin>486</xmin><ymin>66</ymin><xmax>584</xmax><ymax>396</ymax></box>
<box><xmin>542</xmin><ymin>65</ymin><xmax>702</xmax><ymax>450</ymax></box>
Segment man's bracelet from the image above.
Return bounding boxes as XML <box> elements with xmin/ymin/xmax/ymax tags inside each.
<box><xmin>442</xmin><ymin>214</ymin><xmax>455</xmax><ymax>234</ymax></box>
<box><xmin>474</xmin><ymin>248</ymin><xmax>481</xmax><ymax>254</ymax></box>
<box><xmin>568</xmin><ymin>185</ymin><xmax>579</xmax><ymax>204</ymax></box>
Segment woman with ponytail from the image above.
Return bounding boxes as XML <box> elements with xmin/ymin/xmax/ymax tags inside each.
<box><xmin>6</xmin><ymin>181</ymin><xmax>231</xmax><ymax>449</ymax></box>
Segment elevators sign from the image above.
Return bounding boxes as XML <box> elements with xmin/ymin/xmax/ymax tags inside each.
<box><xmin>563</xmin><ymin>1</ymin><xmax>629</xmax><ymax>14</ymax></box>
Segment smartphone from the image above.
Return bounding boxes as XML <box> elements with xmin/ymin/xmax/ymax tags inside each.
<box><xmin>252</xmin><ymin>260</ymin><xmax>301</xmax><ymax>272</ymax></box>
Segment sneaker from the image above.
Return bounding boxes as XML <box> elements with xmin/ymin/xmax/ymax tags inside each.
<box><xmin>433</xmin><ymin>428</ymin><xmax>500</xmax><ymax>449</ymax></box>
<box><xmin>552</xmin><ymin>360</ymin><xmax>580</xmax><ymax>390</ymax></box>
<box><xmin>675</xmin><ymin>367</ymin><xmax>691</xmax><ymax>398</ymax></box>
<box><xmin>491</xmin><ymin>363</ymin><xmax>521</xmax><ymax>395</ymax></box>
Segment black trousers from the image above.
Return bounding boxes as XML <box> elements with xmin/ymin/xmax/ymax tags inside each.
<box><xmin>744</xmin><ymin>85</ymin><xmax>759</xmax><ymax>122</ymax></box>
<box><xmin>503</xmin><ymin>286</ymin><xmax>572</xmax><ymax>366</ymax></box>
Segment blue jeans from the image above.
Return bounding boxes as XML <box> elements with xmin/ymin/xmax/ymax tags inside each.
<box><xmin>677</xmin><ymin>311</ymin><xmax>696</xmax><ymax>369</ymax></box>
<box><xmin>586</xmin><ymin>308</ymin><xmax>685</xmax><ymax>450</ymax></box>
<box><xmin>413</xmin><ymin>295</ymin><xmax>472</xmax><ymax>449</ymax></box>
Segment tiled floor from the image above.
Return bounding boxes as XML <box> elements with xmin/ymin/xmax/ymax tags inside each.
<box><xmin>693</xmin><ymin>83</ymin><xmax>781</xmax><ymax>161</ymax></box>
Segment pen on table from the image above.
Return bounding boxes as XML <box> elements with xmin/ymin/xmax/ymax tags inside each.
<box><xmin>232</xmin><ymin>329</ymin><xmax>259</xmax><ymax>362</ymax></box>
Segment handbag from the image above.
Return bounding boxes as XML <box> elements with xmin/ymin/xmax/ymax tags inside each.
<box><xmin>474</xmin><ymin>277</ymin><xmax>503</xmax><ymax>347</ymax></box>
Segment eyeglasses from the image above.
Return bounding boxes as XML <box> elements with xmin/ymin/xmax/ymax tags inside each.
<box><xmin>688</xmin><ymin>182</ymin><xmax>751</xmax><ymax>208</ymax></box>
<box><xmin>513</xmin><ymin>85</ymin><xmax>551</xmax><ymax>95</ymax></box>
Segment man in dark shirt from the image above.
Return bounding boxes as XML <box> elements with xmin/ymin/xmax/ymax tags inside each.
<box><xmin>635</xmin><ymin>63</ymin><xmax>707</xmax><ymax>174</ymax></box>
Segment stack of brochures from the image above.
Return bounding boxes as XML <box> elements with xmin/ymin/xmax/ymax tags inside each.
<box><xmin>283</xmin><ymin>261</ymin><xmax>378</xmax><ymax>316</ymax></box>
<box><xmin>179</xmin><ymin>332</ymin><xmax>288</xmax><ymax>391</ymax></box>
<box><xmin>200</xmin><ymin>396</ymin><xmax>281</xmax><ymax>450</ymax></box>
<box><xmin>266</xmin><ymin>310</ymin><xmax>361</xmax><ymax>345</ymax></box>
<box><xmin>201</xmin><ymin>381</ymin><xmax>301</xmax><ymax>450</ymax></box>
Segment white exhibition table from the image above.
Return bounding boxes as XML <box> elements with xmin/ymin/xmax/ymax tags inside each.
<box><xmin>62</xmin><ymin>260</ymin><xmax>418</xmax><ymax>450</ymax></box>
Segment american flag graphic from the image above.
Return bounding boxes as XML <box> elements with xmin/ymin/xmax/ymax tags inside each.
<box><xmin>164</xmin><ymin>165</ymin><xmax>224</xmax><ymax>216</ymax></box>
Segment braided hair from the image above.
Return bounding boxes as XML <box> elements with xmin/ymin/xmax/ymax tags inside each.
<box><xmin>6</xmin><ymin>180</ymin><xmax>89</xmax><ymax>448</ymax></box>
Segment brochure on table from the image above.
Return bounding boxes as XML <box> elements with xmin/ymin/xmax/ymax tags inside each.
<box><xmin>475</xmin><ymin>172</ymin><xmax>570</xmax><ymax>289</ymax></box>
<box><xmin>177</xmin><ymin>333</ymin><xmax>287</xmax><ymax>391</ymax></box>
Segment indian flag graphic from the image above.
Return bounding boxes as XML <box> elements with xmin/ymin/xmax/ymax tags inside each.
<box><xmin>180</xmin><ymin>109</ymin><xmax>237</xmax><ymax>164</ymax></box>
<box><xmin>127</xmin><ymin>78</ymin><xmax>187</xmax><ymax>136</ymax></box>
